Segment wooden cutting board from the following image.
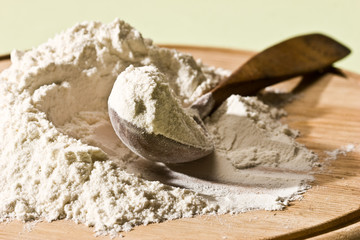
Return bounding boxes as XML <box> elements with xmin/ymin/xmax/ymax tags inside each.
<box><xmin>0</xmin><ymin>46</ymin><xmax>359</xmax><ymax>240</ymax></box>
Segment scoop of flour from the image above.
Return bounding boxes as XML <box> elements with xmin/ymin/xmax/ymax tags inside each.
<box><xmin>108</xmin><ymin>65</ymin><xmax>212</xmax><ymax>149</ymax></box>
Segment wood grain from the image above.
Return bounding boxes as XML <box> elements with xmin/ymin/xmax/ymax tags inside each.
<box><xmin>0</xmin><ymin>45</ymin><xmax>360</xmax><ymax>239</ymax></box>
<box><xmin>310</xmin><ymin>221</ymin><xmax>360</xmax><ymax>240</ymax></box>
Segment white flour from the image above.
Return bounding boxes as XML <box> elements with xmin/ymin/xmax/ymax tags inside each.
<box><xmin>0</xmin><ymin>19</ymin><xmax>317</xmax><ymax>235</ymax></box>
<box><xmin>108</xmin><ymin>65</ymin><xmax>212</xmax><ymax>150</ymax></box>
<box><xmin>206</xmin><ymin>95</ymin><xmax>316</xmax><ymax>171</ymax></box>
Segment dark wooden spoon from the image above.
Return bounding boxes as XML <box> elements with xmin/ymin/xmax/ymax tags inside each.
<box><xmin>109</xmin><ymin>33</ymin><xmax>350</xmax><ymax>163</ymax></box>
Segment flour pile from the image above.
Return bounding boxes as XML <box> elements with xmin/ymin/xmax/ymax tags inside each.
<box><xmin>0</xmin><ymin>19</ymin><xmax>317</xmax><ymax>235</ymax></box>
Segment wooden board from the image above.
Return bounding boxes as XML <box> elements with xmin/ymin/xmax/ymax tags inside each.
<box><xmin>310</xmin><ymin>221</ymin><xmax>360</xmax><ymax>240</ymax></box>
<box><xmin>0</xmin><ymin>45</ymin><xmax>360</xmax><ymax>239</ymax></box>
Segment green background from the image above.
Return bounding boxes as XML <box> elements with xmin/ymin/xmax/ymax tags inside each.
<box><xmin>1</xmin><ymin>0</ymin><xmax>359</xmax><ymax>72</ymax></box>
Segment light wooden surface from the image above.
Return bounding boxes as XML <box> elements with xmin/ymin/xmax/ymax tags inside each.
<box><xmin>310</xmin><ymin>221</ymin><xmax>360</xmax><ymax>240</ymax></box>
<box><xmin>0</xmin><ymin>46</ymin><xmax>359</xmax><ymax>239</ymax></box>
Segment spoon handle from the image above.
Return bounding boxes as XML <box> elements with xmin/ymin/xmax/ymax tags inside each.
<box><xmin>210</xmin><ymin>33</ymin><xmax>350</xmax><ymax>108</ymax></box>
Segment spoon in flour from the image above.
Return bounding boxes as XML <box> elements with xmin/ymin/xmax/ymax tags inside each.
<box><xmin>109</xmin><ymin>33</ymin><xmax>350</xmax><ymax>163</ymax></box>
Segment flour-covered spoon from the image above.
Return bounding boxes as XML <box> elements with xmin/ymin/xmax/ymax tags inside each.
<box><xmin>108</xmin><ymin>33</ymin><xmax>350</xmax><ymax>163</ymax></box>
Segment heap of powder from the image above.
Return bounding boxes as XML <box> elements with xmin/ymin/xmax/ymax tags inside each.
<box><xmin>205</xmin><ymin>95</ymin><xmax>315</xmax><ymax>171</ymax></box>
<box><xmin>0</xmin><ymin>19</ymin><xmax>317</xmax><ymax>235</ymax></box>
<box><xmin>0</xmin><ymin>19</ymin><xmax>221</xmax><ymax>235</ymax></box>
<box><xmin>108</xmin><ymin>65</ymin><xmax>212</xmax><ymax>149</ymax></box>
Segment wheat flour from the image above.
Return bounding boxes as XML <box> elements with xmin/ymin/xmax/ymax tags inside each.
<box><xmin>108</xmin><ymin>65</ymin><xmax>212</xmax><ymax>150</ymax></box>
<box><xmin>0</xmin><ymin>19</ymin><xmax>317</xmax><ymax>236</ymax></box>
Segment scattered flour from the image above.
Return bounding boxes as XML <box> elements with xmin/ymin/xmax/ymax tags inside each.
<box><xmin>324</xmin><ymin>144</ymin><xmax>356</xmax><ymax>161</ymax></box>
<box><xmin>0</xmin><ymin>19</ymin><xmax>317</xmax><ymax>235</ymax></box>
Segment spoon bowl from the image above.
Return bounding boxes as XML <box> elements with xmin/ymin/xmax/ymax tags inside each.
<box><xmin>109</xmin><ymin>108</ymin><xmax>213</xmax><ymax>163</ymax></box>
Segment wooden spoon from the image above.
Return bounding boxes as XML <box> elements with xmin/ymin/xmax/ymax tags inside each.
<box><xmin>109</xmin><ymin>33</ymin><xmax>350</xmax><ymax>163</ymax></box>
<box><xmin>191</xmin><ymin>33</ymin><xmax>351</xmax><ymax>118</ymax></box>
